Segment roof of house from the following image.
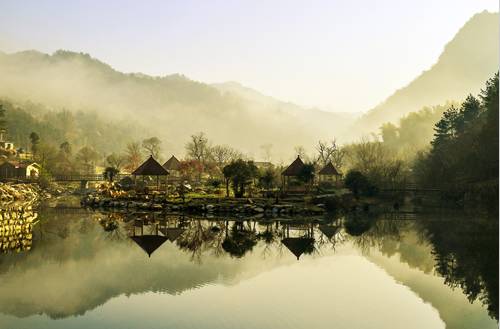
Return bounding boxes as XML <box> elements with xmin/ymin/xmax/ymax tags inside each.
<box><xmin>318</xmin><ymin>162</ymin><xmax>341</xmax><ymax>176</ymax></box>
<box><xmin>282</xmin><ymin>156</ymin><xmax>305</xmax><ymax>176</ymax></box>
<box><xmin>281</xmin><ymin>237</ymin><xmax>315</xmax><ymax>260</ymax></box>
<box><xmin>130</xmin><ymin>235</ymin><xmax>168</xmax><ymax>257</ymax></box>
<box><xmin>163</xmin><ymin>155</ymin><xmax>181</xmax><ymax>171</ymax></box>
<box><xmin>132</xmin><ymin>156</ymin><xmax>169</xmax><ymax>176</ymax></box>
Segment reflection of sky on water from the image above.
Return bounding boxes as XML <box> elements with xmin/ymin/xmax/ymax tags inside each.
<box><xmin>0</xmin><ymin>209</ymin><xmax>496</xmax><ymax>329</ymax></box>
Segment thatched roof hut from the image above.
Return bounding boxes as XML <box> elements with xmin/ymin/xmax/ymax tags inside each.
<box><xmin>132</xmin><ymin>156</ymin><xmax>169</xmax><ymax>176</ymax></box>
<box><xmin>281</xmin><ymin>237</ymin><xmax>315</xmax><ymax>260</ymax></box>
<box><xmin>282</xmin><ymin>156</ymin><xmax>304</xmax><ymax>176</ymax></box>
<box><xmin>163</xmin><ymin>155</ymin><xmax>181</xmax><ymax>171</ymax></box>
<box><xmin>318</xmin><ymin>162</ymin><xmax>341</xmax><ymax>176</ymax></box>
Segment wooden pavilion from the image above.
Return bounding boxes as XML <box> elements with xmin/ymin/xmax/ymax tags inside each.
<box><xmin>132</xmin><ymin>155</ymin><xmax>169</xmax><ymax>189</ymax></box>
<box><xmin>318</xmin><ymin>161</ymin><xmax>341</xmax><ymax>185</ymax></box>
<box><xmin>163</xmin><ymin>155</ymin><xmax>181</xmax><ymax>177</ymax></box>
<box><xmin>281</xmin><ymin>156</ymin><xmax>305</xmax><ymax>192</ymax></box>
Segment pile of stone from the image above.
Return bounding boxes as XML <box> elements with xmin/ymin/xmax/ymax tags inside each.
<box><xmin>0</xmin><ymin>183</ymin><xmax>41</xmax><ymax>202</ymax></box>
<box><xmin>81</xmin><ymin>194</ymin><xmax>325</xmax><ymax>216</ymax></box>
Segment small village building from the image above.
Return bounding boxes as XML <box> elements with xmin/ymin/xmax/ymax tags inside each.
<box><xmin>281</xmin><ymin>156</ymin><xmax>305</xmax><ymax>192</ymax></box>
<box><xmin>163</xmin><ymin>155</ymin><xmax>181</xmax><ymax>178</ymax></box>
<box><xmin>0</xmin><ymin>141</ymin><xmax>15</xmax><ymax>151</ymax></box>
<box><xmin>0</xmin><ymin>161</ymin><xmax>40</xmax><ymax>180</ymax></box>
<box><xmin>318</xmin><ymin>161</ymin><xmax>342</xmax><ymax>185</ymax></box>
<box><xmin>132</xmin><ymin>156</ymin><xmax>169</xmax><ymax>189</ymax></box>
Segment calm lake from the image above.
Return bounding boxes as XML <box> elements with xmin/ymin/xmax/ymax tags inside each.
<box><xmin>0</xmin><ymin>206</ymin><xmax>497</xmax><ymax>329</ymax></box>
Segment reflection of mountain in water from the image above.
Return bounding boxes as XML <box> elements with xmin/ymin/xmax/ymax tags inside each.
<box><xmin>354</xmin><ymin>218</ymin><xmax>498</xmax><ymax>329</ymax></box>
<box><xmin>0</xmin><ymin>208</ymin><xmax>496</xmax><ymax>328</ymax></box>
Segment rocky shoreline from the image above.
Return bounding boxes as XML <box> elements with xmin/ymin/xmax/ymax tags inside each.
<box><xmin>0</xmin><ymin>183</ymin><xmax>42</xmax><ymax>203</ymax></box>
<box><xmin>81</xmin><ymin>194</ymin><xmax>327</xmax><ymax>216</ymax></box>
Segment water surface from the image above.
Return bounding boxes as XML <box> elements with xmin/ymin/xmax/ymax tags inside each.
<box><xmin>0</xmin><ymin>207</ymin><xmax>497</xmax><ymax>329</ymax></box>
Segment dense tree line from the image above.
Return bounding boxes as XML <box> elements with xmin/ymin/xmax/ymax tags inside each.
<box><xmin>413</xmin><ymin>73</ymin><xmax>498</xmax><ymax>208</ymax></box>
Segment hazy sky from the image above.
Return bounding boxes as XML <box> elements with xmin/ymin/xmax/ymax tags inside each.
<box><xmin>0</xmin><ymin>0</ymin><xmax>497</xmax><ymax>112</ymax></box>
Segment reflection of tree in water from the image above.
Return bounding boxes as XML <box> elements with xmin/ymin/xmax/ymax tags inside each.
<box><xmin>257</xmin><ymin>222</ymin><xmax>279</xmax><ymax>258</ymax></box>
<box><xmin>316</xmin><ymin>216</ymin><xmax>344</xmax><ymax>252</ymax></box>
<box><xmin>421</xmin><ymin>219</ymin><xmax>498</xmax><ymax>320</ymax></box>
<box><xmin>351</xmin><ymin>217</ymin><xmax>407</xmax><ymax>252</ymax></box>
<box><xmin>222</xmin><ymin>221</ymin><xmax>258</xmax><ymax>258</ymax></box>
<box><xmin>176</xmin><ymin>220</ymin><xmax>227</xmax><ymax>263</ymax></box>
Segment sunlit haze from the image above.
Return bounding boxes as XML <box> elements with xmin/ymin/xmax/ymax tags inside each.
<box><xmin>0</xmin><ymin>0</ymin><xmax>496</xmax><ymax>112</ymax></box>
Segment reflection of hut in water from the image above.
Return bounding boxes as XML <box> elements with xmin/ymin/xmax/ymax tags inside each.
<box><xmin>280</xmin><ymin>222</ymin><xmax>315</xmax><ymax>260</ymax></box>
<box><xmin>281</xmin><ymin>237</ymin><xmax>315</xmax><ymax>260</ymax></box>
<box><xmin>130</xmin><ymin>219</ymin><xmax>167</xmax><ymax>257</ymax></box>
<box><xmin>132</xmin><ymin>155</ymin><xmax>169</xmax><ymax>189</ymax></box>
<box><xmin>158</xmin><ymin>227</ymin><xmax>185</xmax><ymax>242</ymax></box>
<box><xmin>318</xmin><ymin>224</ymin><xmax>340</xmax><ymax>240</ymax></box>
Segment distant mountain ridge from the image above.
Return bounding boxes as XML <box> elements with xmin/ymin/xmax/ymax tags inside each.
<box><xmin>0</xmin><ymin>11</ymin><xmax>496</xmax><ymax>157</ymax></box>
<box><xmin>0</xmin><ymin>50</ymin><xmax>353</xmax><ymax>161</ymax></box>
<box><xmin>354</xmin><ymin>11</ymin><xmax>499</xmax><ymax>134</ymax></box>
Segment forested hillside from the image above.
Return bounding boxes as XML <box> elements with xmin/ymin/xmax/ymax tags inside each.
<box><xmin>414</xmin><ymin>73</ymin><xmax>498</xmax><ymax>208</ymax></box>
<box><xmin>0</xmin><ymin>51</ymin><xmax>350</xmax><ymax>161</ymax></box>
<box><xmin>355</xmin><ymin>11</ymin><xmax>498</xmax><ymax>134</ymax></box>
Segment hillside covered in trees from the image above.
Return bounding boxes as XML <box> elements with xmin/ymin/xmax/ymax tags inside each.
<box><xmin>414</xmin><ymin>73</ymin><xmax>498</xmax><ymax>209</ymax></box>
<box><xmin>0</xmin><ymin>50</ymin><xmax>353</xmax><ymax>161</ymax></box>
<box><xmin>355</xmin><ymin>11</ymin><xmax>498</xmax><ymax>134</ymax></box>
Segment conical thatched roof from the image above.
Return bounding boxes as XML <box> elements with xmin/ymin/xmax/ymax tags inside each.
<box><xmin>319</xmin><ymin>225</ymin><xmax>340</xmax><ymax>239</ymax></box>
<box><xmin>132</xmin><ymin>156</ymin><xmax>169</xmax><ymax>176</ymax></box>
<box><xmin>158</xmin><ymin>227</ymin><xmax>186</xmax><ymax>242</ymax></box>
<box><xmin>130</xmin><ymin>235</ymin><xmax>168</xmax><ymax>257</ymax></box>
<box><xmin>318</xmin><ymin>162</ymin><xmax>341</xmax><ymax>176</ymax></box>
<box><xmin>281</xmin><ymin>237</ymin><xmax>314</xmax><ymax>260</ymax></box>
<box><xmin>163</xmin><ymin>155</ymin><xmax>181</xmax><ymax>171</ymax></box>
<box><xmin>282</xmin><ymin>156</ymin><xmax>305</xmax><ymax>176</ymax></box>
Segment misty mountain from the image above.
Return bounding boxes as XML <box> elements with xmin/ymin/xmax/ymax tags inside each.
<box><xmin>354</xmin><ymin>11</ymin><xmax>499</xmax><ymax>134</ymax></box>
<box><xmin>0</xmin><ymin>51</ymin><xmax>353</xmax><ymax>162</ymax></box>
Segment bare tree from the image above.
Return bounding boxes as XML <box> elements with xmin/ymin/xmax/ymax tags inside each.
<box><xmin>316</xmin><ymin>139</ymin><xmax>346</xmax><ymax>170</ymax></box>
<box><xmin>260</xmin><ymin>143</ymin><xmax>273</xmax><ymax>162</ymax></box>
<box><xmin>185</xmin><ymin>132</ymin><xmax>211</xmax><ymax>164</ymax></box>
<box><xmin>142</xmin><ymin>137</ymin><xmax>162</xmax><ymax>159</ymax></box>
<box><xmin>125</xmin><ymin>141</ymin><xmax>143</xmax><ymax>171</ymax></box>
<box><xmin>211</xmin><ymin>144</ymin><xmax>242</xmax><ymax>169</ymax></box>
<box><xmin>106</xmin><ymin>153</ymin><xmax>126</xmax><ymax>171</ymax></box>
<box><xmin>293</xmin><ymin>145</ymin><xmax>307</xmax><ymax>160</ymax></box>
